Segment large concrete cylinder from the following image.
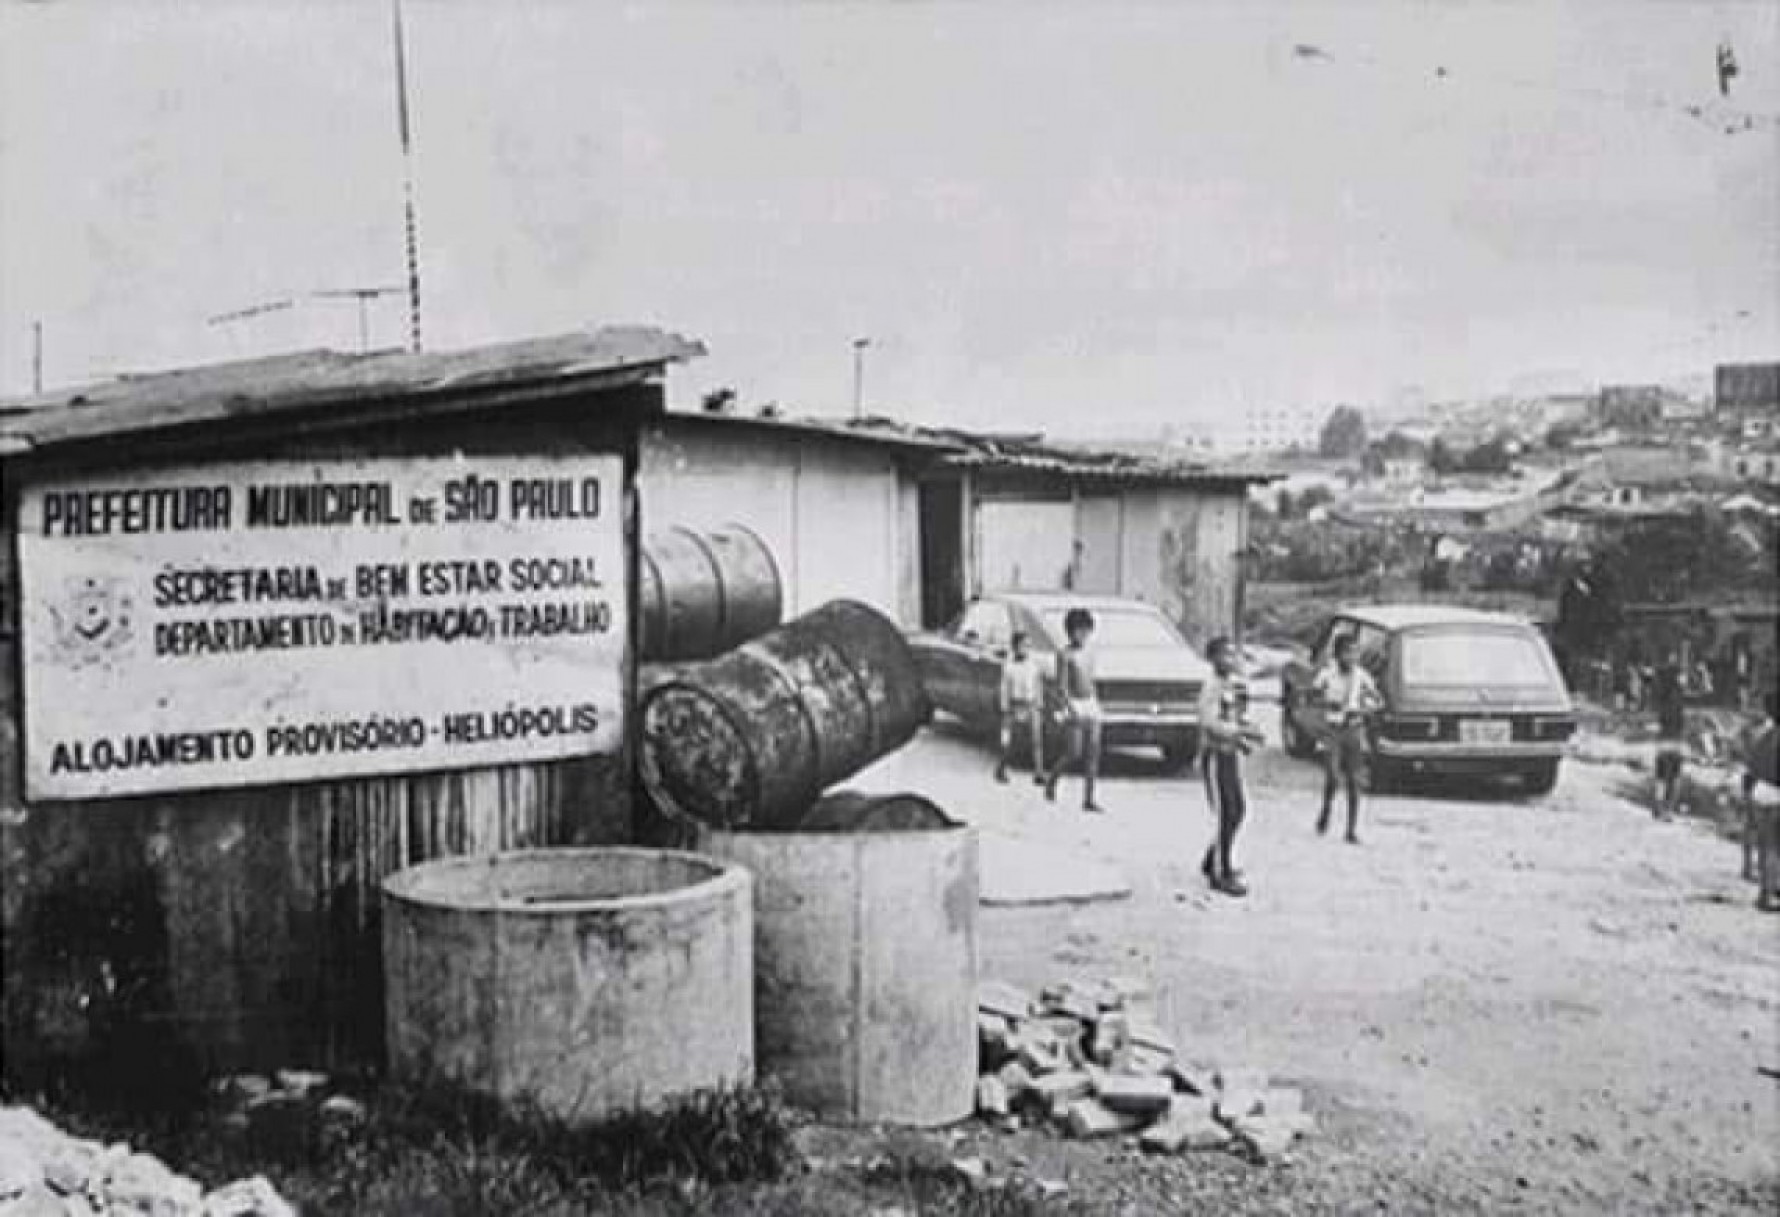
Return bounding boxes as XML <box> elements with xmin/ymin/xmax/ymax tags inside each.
<box><xmin>382</xmin><ymin>848</ymin><xmax>753</xmax><ymax>1123</ymax></box>
<box><xmin>639</xmin><ymin>600</ymin><xmax>931</xmax><ymax>830</ymax></box>
<box><xmin>699</xmin><ymin>822</ymin><xmax>978</xmax><ymax>1126</ymax></box>
<box><xmin>639</xmin><ymin>524</ymin><xmax>782</xmax><ymax>662</ymax></box>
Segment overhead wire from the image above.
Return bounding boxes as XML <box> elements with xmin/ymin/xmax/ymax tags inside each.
<box><xmin>1289</xmin><ymin>40</ymin><xmax>1780</xmax><ymax>138</ymax></box>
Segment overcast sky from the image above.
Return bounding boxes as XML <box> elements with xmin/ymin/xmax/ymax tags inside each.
<box><xmin>2</xmin><ymin>0</ymin><xmax>1776</xmax><ymax>435</ymax></box>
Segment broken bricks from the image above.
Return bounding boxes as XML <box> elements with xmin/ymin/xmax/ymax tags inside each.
<box><xmin>1140</xmin><ymin>1097</ymin><xmax>1233</xmax><ymax>1154</ymax></box>
<box><xmin>975</xmin><ymin>975</ymin><xmax>1317</xmax><ymax>1165</ymax></box>
<box><xmin>1093</xmin><ymin>1072</ymin><xmax>1172</xmax><ymax>1116</ymax></box>
<box><xmin>1062</xmin><ymin>1097</ymin><xmax>1148</xmax><ymax>1139</ymax></box>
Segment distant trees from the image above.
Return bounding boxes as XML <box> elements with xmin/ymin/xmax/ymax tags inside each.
<box><xmin>1273</xmin><ymin>484</ymin><xmax>1336</xmax><ymax>520</ymax></box>
<box><xmin>1430</xmin><ymin>436</ymin><xmax>1514</xmax><ymax>475</ymax></box>
<box><xmin>1597</xmin><ymin>510</ymin><xmax>1777</xmax><ymax>604</ymax></box>
<box><xmin>1318</xmin><ymin>406</ymin><xmax>1369</xmax><ymax>459</ymax></box>
<box><xmin>1544</xmin><ymin>421</ymin><xmax>1583</xmax><ymax>450</ymax></box>
<box><xmin>1375</xmin><ymin>429</ymin><xmax>1422</xmax><ymax>457</ymax></box>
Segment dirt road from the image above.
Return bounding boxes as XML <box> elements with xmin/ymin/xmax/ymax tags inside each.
<box><xmin>854</xmin><ymin>722</ymin><xmax>1780</xmax><ymax>1214</ymax></box>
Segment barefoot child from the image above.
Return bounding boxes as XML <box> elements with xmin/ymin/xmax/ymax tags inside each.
<box><xmin>1043</xmin><ymin>608</ymin><xmax>1105</xmax><ymax>813</ymax></box>
<box><xmin>1313</xmin><ymin>633</ymin><xmax>1384</xmax><ymax>843</ymax></box>
<box><xmin>1652</xmin><ymin>655</ymin><xmax>1686</xmax><ymax>819</ymax></box>
<box><xmin>994</xmin><ymin>630</ymin><xmax>1045</xmax><ymax>784</ymax></box>
<box><xmin>1741</xmin><ymin>690</ymin><xmax>1779</xmax><ymax>911</ymax></box>
<box><xmin>1198</xmin><ymin>637</ymin><xmax>1263</xmax><ymax>896</ymax></box>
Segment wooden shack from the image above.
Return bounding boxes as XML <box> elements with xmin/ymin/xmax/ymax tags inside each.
<box><xmin>0</xmin><ymin>327</ymin><xmax>702</xmax><ymax>1085</ymax></box>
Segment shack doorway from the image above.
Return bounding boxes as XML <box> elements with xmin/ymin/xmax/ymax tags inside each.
<box><xmin>918</xmin><ymin>478</ymin><xmax>966</xmax><ymax>629</ymax></box>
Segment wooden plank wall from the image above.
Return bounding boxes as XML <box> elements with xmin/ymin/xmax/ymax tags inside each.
<box><xmin>1</xmin><ymin>388</ymin><xmax>650</xmax><ymax>1084</ymax></box>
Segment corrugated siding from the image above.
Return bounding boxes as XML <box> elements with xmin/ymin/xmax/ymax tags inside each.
<box><xmin>1154</xmin><ymin>489</ymin><xmax>1245</xmax><ymax>646</ymax></box>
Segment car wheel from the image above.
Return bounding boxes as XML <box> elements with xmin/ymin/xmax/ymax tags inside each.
<box><xmin>1521</xmin><ymin>759</ymin><xmax>1560</xmax><ymax>796</ymax></box>
<box><xmin>1281</xmin><ymin>702</ymin><xmax>1314</xmax><ymax>760</ymax></box>
<box><xmin>1161</xmin><ymin>731</ymin><xmax>1199</xmax><ymax>774</ymax></box>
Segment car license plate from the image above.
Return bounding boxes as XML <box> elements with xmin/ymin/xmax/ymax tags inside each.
<box><xmin>1460</xmin><ymin>719</ymin><xmax>1510</xmax><ymax>746</ymax></box>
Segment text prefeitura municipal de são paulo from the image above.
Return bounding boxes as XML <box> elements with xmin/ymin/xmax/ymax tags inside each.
<box><xmin>37</xmin><ymin>474</ymin><xmax>601</xmax><ymax>536</ymax></box>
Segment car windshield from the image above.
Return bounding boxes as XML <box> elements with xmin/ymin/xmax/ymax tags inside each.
<box><xmin>1400</xmin><ymin>629</ymin><xmax>1554</xmax><ymax>687</ymax></box>
<box><xmin>1041</xmin><ymin>609</ymin><xmax>1179</xmax><ymax>649</ymax></box>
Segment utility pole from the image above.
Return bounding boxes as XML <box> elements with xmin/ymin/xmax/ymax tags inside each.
<box><xmin>32</xmin><ymin>321</ymin><xmax>43</xmax><ymax>393</ymax></box>
<box><xmin>851</xmin><ymin>336</ymin><xmax>871</xmax><ymax>419</ymax></box>
<box><xmin>313</xmin><ymin>285</ymin><xmax>404</xmax><ymax>352</ymax></box>
<box><xmin>392</xmin><ymin>0</ymin><xmax>423</xmax><ymax>352</ymax></box>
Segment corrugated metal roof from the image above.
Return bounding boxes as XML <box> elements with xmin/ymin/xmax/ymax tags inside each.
<box><xmin>0</xmin><ymin>326</ymin><xmax>705</xmax><ymax>454</ymax></box>
<box><xmin>936</xmin><ymin>442</ymin><xmax>1275</xmax><ymax>486</ymax></box>
<box><xmin>654</xmin><ymin>409</ymin><xmax>963</xmax><ymax>453</ymax></box>
<box><xmin>841</xmin><ymin>418</ymin><xmax>1280</xmax><ymax>486</ymax></box>
<box><xmin>653</xmin><ymin>411</ymin><xmax>1277</xmax><ymax>484</ymax></box>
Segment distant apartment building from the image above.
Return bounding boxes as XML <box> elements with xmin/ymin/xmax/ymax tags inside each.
<box><xmin>1715</xmin><ymin>362</ymin><xmax>1780</xmax><ymax>440</ymax></box>
<box><xmin>1715</xmin><ymin>361</ymin><xmax>1780</xmax><ymax>415</ymax></box>
<box><xmin>1176</xmin><ymin>405</ymin><xmax>1325</xmax><ymax>456</ymax></box>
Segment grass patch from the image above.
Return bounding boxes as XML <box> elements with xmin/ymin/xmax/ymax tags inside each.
<box><xmin>8</xmin><ymin>1074</ymin><xmax>1091</xmax><ymax>1214</ymax></box>
<box><xmin>14</xmin><ymin>1078</ymin><xmax>808</xmax><ymax>1216</ymax></box>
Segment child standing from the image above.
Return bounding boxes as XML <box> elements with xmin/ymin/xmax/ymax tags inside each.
<box><xmin>1739</xmin><ymin>691</ymin><xmax>1778</xmax><ymax>906</ymax></box>
<box><xmin>1313</xmin><ymin>634</ymin><xmax>1384</xmax><ymax>844</ymax></box>
<box><xmin>1043</xmin><ymin>608</ymin><xmax>1105</xmax><ymax>813</ymax></box>
<box><xmin>994</xmin><ymin>630</ymin><xmax>1046</xmax><ymax>784</ymax></box>
<box><xmin>1198</xmin><ymin>637</ymin><xmax>1262</xmax><ymax>896</ymax></box>
<box><xmin>1652</xmin><ymin>654</ymin><xmax>1686</xmax><ymax>819</ymax></box>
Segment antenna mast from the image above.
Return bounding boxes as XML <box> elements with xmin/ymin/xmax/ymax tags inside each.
<box><xmin>392</xmin><ymin>0</ymin><xmax>423</xmax><ymax>352</ymax></box>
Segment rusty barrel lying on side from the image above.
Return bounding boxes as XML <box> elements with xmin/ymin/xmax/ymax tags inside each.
<box><xmin>639</xmin><ymin>600</ymin><xmax>931</xmax><ymax>829</ymax></box>
<box><xmin>639</xmin><ymin>524</ymin><xmax>782</xmax><ymax>662</ymax></box>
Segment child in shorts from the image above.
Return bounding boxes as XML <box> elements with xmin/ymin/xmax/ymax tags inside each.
<box><xmin>1652</xmin><ymin>656</ymin><xmax>1686</xmax><ymax>819</ymax></box>
<box><xmin>994</xmin><ymin>630</ymin><xmax>1045</xmax><ymax>784</ymax></box>
<box><xmin>1042</xmin><ymin>608</ymin><xmax>1105</xmax><ymax>813</ymax></box>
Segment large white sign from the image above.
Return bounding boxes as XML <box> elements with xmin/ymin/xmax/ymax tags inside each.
<box><xmin>17</xmin><ymin>454</ymin><xmax>627</xmax><ymax>800</ymax></box>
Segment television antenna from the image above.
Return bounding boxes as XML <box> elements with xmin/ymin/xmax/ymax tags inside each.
<box><xmin>312</xmin><ymin>285</ymin><xmax>404</xmax><ymax>352</ymax></box>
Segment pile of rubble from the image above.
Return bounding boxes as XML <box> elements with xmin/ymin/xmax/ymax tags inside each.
<box><xmin>975</xmin><ymin>979</ymin><xmax>1315</xmax><ymax>1162</ymax></box>
<box><xmin>210</xmin><ymin>1069</ymin><xmax>368</xmax><ymax>1162</ymax></box>
<box><xmin>0</xmin><ymin>1105</ymin><xmax>294</xmax><ymax>1217</ymax></box>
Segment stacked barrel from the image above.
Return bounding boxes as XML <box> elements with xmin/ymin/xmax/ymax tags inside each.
<box><xmin>635</xmin><ymin>525</ymin><xmax>975</xmax><ymax>1127</ymax></box>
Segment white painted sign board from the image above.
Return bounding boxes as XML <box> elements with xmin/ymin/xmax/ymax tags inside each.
<box><xmin>17</xmin><ymin>454</ymin><xmax>627</xmax><ymax>800</ymax></box>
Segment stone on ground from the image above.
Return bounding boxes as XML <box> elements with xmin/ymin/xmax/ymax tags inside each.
<box><xmin>977</xmin><ymin>981</ymin><xmax>1034</xmax><ymax>1022</ymax></box>
<box><xmin>975</xmin><ymin>1074</ymin><xmax>1011</xmax><ymax>1118</ymax></box>
<box><xmin>1124</xmin><ymin>1044</ymin><xmax>1175</xmax><ymax>1076</ymax></box>
<box><xmin>203</xmin><ymin>1175</ymin><xmax>300</xmax><ymax>1217</ymax></box>
<box><xmin>1063</xmin><ymin>1097</ymin><xmax>1148</xmax><ymax>1139</ymax></box>
<box><xmin>1093</xmin><ymin>1072</ymin><xmax>1172</xmax><ymax>1116</ymax></box>
<box><xmin>272</xmin><ymin>1069</ymin><xmax>329</xmax><ymax>1098</ymax></box>
<box><xmin>1234</xmin><ymin>1114</ymin><xmax>1299</xmax><ymax>1160</ymax></box>
<box><xmin>1028</xmin><ymin>1070</ymin><xmax>1093</xmax><ymax>1106</ymax></box>
<box><xmin>1216</xmin><ymin>1087</ymin><xmax>1266</xmax><ymax>1123</ymax></box>
<box><xmin>996</xmin><ymin>1060</ymin><xmax>1035</xmax><ymax>1097</ymax></box>
<box><xmin>1170</xmin><ymin>1062</ymin><xmax>1217</xmax><ymax>1096</ymax></box>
